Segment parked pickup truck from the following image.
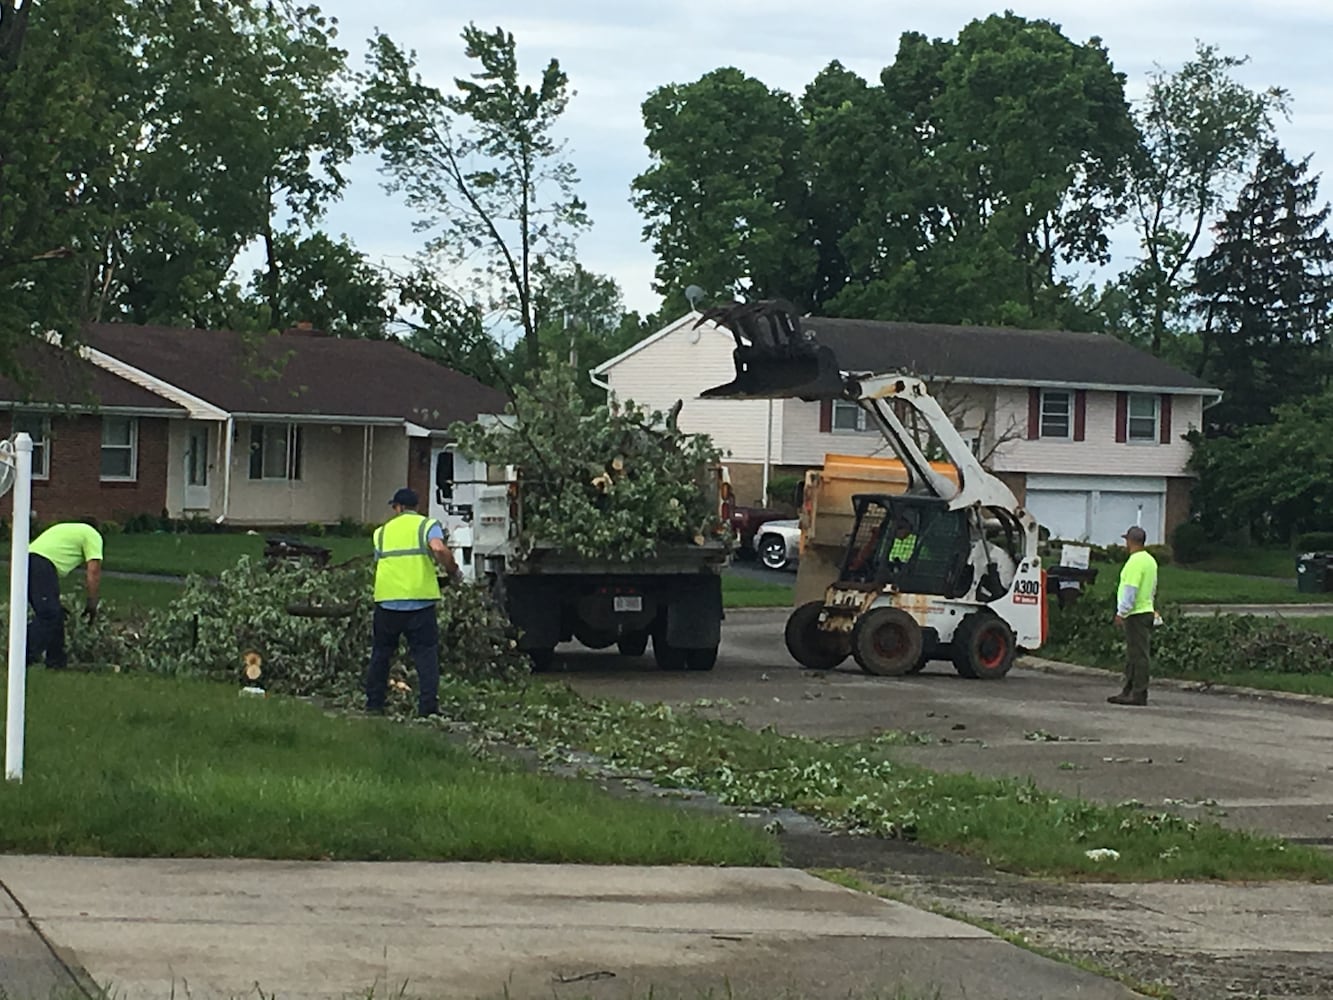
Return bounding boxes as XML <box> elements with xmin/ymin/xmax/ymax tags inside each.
<box><xmin>729</xmin><ymin>505</ymin><xmax>790</xmax><ymax>555</ymax></box>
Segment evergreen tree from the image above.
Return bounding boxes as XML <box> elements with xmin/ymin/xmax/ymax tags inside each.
<box><xmin>1193</xmin><ymin>146</ymin><xmax>1333</xmax><ymax>430</ymax></box>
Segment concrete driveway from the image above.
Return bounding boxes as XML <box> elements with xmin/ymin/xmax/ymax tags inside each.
<box><xmin>551</xmin><ymin>609</ymin><xmax>1333</xmax><ymax>845</ymax></box>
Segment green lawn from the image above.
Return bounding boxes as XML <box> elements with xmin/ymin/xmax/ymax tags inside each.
<box><xmin>1076</xmin><ymin>562</ymin><xmax>1321</xmax><ymax>605</ymax></box>
<box><xmin>722</xmin><ymin>571</ymin><xmax>794</xmax><ymax>608</ymax></box>
<box><xmin>101</xmin><ymin>531</ymin><xmax>370</xmax><ymax>577</ymax></box>
<box><xmin>0</xmin><ymin>670</ymin><xmax>777</xmax><ymax>865</ymax></box>
<box><xmin>1188</xmin><ymin>546</ymin><xmax>1300</xmax><ymax>579</ymax></box>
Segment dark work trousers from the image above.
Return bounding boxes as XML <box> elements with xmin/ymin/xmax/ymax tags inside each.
<box><xmin>1122</xmin><ymin>612</ymin><xmax>1153</xmax><ymax>696</ymax></box>
<box><xmin>364</xmin><ymin>604</ymin><xmax>440</xmax><ymax>716</ymax></box>
<box><xmin>26</xmin><ymin>553</ymin><xmax>67</xmax><ymax>669</ymax></box>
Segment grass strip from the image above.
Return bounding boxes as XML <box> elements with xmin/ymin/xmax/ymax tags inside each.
<box><xmin>0</xmin><ymin>671</ymin><xmax>776</xmax><ymax>866</ymax></box>
<box><xmin>721</xmin><ymin>573</ymin><xmax>794</xmax><ymax>608</ymax></box>
<box><xmin>433</xmin><ymin>678</ymin><xmax>1333</xmax><ymax>883</ymax></box>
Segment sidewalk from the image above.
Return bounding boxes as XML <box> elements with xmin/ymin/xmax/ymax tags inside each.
<box><xmin>0</xmin><ymin>856</ymin><xmax>1138</xmax><ymax>1000</ymax></box>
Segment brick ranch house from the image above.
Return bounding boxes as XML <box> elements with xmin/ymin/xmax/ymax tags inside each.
<box><xmin>0</xmin><ymin>325</ymin><xmax>506</xmax><ymax>531</ymax></box>
<box><xmin>592</xmin><ymin>313</ymin><xmax>1221</xmax><ymax>546</ymax></box>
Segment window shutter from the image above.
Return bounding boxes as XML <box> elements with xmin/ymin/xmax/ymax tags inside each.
<box><xmin>1027</xmin><ymin>388</ymin><xmax>1040</xmax><ymax>440</ymax></box>
<box><xmin>1115</xmin><ymin>392</ymin><xmax>1128</xmax><ymax>443</ymax></box>
<box><xmin>818</xmin><ymin>400</ymin><xmax>832</xmax><ymax>433</ymax></box>
<box><xmin>1073</xmin><ymin>390</ymin><xmax>1087</xmax><ymax>442</ymax></box>
<box><xmin>1159</xmin><ymin>395</ymin><xmax>1172</xmax><ymax>444</ymax></box>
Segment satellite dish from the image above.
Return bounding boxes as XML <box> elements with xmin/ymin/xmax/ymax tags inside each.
<box><xmin>684</xmin><ymin>284</ymin><xmax>705</xmax><ymax>311</ymax></box>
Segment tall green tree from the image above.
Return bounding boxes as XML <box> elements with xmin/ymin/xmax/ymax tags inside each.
<box><xmin>1126</xmin><ymin>43</ymin><xmax>1288</xmax><ymax>356</ymax></box>
<box><xmin>1192</xmin><ymin>146</ymin><xmax>1333</xmax><ymax>430</ymax></box>
<box><xmin>363</xmin><ymin>23</ymin><xmax>588</xmax><ymax>376</ymax></box>
<box><xmin>246</xmin><ymin>232</ymin><xmax>393</xmax><ymax>338</ymax></box>
<box><xmin>632</xmin><ymin>68</ymin><xmax>815</xmax><ymax>309</ymax></box>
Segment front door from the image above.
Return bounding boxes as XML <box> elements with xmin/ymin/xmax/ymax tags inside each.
<box><xmin>184</xmin><ymin>424</ymin><xmax>210</xmax><ymax>511</ymax></box>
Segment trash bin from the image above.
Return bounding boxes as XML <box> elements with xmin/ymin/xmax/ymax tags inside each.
<box><xmin>1295</xmin><ymin>552</ymin><xmax>1332</xmax><ymax>593</ymax></box>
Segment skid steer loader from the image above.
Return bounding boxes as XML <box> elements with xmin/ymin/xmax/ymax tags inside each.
<box><xmin>697</xmin><ymin>300</ymin><xmax>1046</xmax><ymax>679</ymax></box>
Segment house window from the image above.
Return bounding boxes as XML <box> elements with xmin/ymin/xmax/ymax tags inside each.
<box><xmin>1039</xmin><ymin>390</ymin><xmax>1072</xmax><ymax>439</ymax></box>
<box><xmin>1127</xmin><ymin>394</ymin><xmax>1159</xmax><ymax>443</ymax></box>
<box><xmin>831</xmin><ymin>400</ymin><xmax>874</xmax><ymax>433</ymax></box>
<box><xmin>100</xmin><ymin>417</ymin><xmax>138</xmax><ymax>481</ymax></box>
<box><xmin>12</xmin><ymin>412</ymin><xmax>50</xmax><ymax>479</ymax></box>
<box><xmin>248</xmin><ymin>424</ymin><xmax>303</xmax><ymax>481</ymax></box>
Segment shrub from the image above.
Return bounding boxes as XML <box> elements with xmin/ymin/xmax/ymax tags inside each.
<box><xmin>1171</xmin><ymin>522</ymin><xmax>1209</xmax><ymax>564</ymax></box>
<box><xmin>1296</xmin><ymin>531</ymin><xmax>1333</xmax><ymax>553</ymax></box>
<box><xmin>304</xmin><ymin>521</ymin><xmax>327</xmax><ymax>537</ymax></box>
<box><xmin>765</xmin><ymin>473</ymin><xmax>805</xmax><ymax>510</ymax></box>
<box><xmin>1146</xmin><ymin>543</ymin><xmax>1173</xmax><ymax>565</ymax></box>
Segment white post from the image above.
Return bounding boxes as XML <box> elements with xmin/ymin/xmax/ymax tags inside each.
<box><xmin>6</xmin><ymin>433</ymin><xmax>33</xmax><ymax>783</ymax></box>
<box><xmin>761</xmin><ymin>399</ymin><xmax>774</xmax><ymax>506</ymax></box>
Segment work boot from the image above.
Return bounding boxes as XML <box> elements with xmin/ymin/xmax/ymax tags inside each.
<box><xmin>1107</xmin><ymin>691</ymin><xmax>1148</xmax><ymax>706</ymax></box>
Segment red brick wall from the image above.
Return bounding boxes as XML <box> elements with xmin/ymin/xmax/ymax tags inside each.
<box><xmin>1164</xmin><ymin>476</ymin><xmax>1194</xmax><ymax>542</ymax></box>
<box><xmin>408</xmin><ymin>438</ymin><xmax>431</xmax><ymax>507</ymax></box>
<box><xmin>0</xmin><ymin>411</ymin><xmax>170</xmax><ymax>526</ymax></box>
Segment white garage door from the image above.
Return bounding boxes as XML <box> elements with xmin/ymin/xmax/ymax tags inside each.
<box><xmin>1027</xmin><ymin>489</ymin><xmax>1165</xmax><ymax>546</ymax></box>
<box><xmin>1026</xmin><ymin>490</ymin><xmax>1090</xmax><ymax>542</ymax></box>
<box><xmin>1093</xmin><ymin>491</ymin><xmax>1163</xmax><ymax>546</ymax></box>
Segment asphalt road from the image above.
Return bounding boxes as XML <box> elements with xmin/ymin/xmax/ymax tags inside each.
<box><xmin>547</xmin><ymin>609</ymin><xmax>1333</xmax><ymax>844</ymax></box>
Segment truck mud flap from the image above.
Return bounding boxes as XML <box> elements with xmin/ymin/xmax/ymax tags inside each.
<box><xmin>664</xmin><ymin>575</ymin><xmax>723</xmax><ymax>649</ymax></box>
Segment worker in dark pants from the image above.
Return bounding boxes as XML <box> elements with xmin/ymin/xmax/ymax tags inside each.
<box><xmin>1109</xmin><ymin>525</ymin><xmax>1158</xmax><ymax>706</ymax></box>
<box><xmin>27</xmin><ymin>520</ymin><xmax>104</xmax><ymax>669</ymax></box>
<box><xmin>364</xmin><ymin>488</ymin><xmax>461</xmax><ymax>718</ymax></box>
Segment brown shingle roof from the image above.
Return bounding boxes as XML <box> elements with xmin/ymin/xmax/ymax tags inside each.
<box><xmin>84</xmin><ymin>324</ymin><xmax>508</xmax><ymax>430</ymax></box>
<box><xmin>0</xmin><ymin>339</ymin><xmax>186</xmax><ymax>412</ymax></box>
<box><xmin>791</xmin><ymin>317</ymin><xmax>1217</xmax><ymax>392</ymax></box>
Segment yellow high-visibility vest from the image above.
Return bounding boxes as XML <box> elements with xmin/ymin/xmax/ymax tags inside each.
<box><xmin>372</xmin><ymin>513</ymin><xmax>442</xmax><ymax>603</ymax></box>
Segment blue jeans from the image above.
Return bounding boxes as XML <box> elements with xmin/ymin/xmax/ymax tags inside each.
<box><xmin>364</xmin><ymin>605</ymin><xmax>440</xmax><ymax>715</ymax></box>
<box><xmin>26</xmin><ymin>554</ymin><xmax>66</xmax><ymax>669</ymax></box>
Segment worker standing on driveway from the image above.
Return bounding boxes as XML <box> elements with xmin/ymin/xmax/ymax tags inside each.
<box><xmin>27</xmin><ymin>519</ymin><xmax>103</xmax><ymax>670</ymax></box>
<box><xmin>1109</xmin><ymin>525</ymin><xmax>1158</xmax><ymax>706</ymax></box>
<box><xmin>364</xmin><ymin>488</ymin><xmax>461</xmax><ymax>718</ymax></box>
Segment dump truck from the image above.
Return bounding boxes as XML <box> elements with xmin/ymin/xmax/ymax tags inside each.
<box><xmin>469</xmin><ymin>460</ymin><xmax>731</xmax><ymax>674</ymax></box>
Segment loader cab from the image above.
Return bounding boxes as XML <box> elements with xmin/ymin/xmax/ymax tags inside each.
<box><xmin>840</xmin><ymin>494</ymin><xmax>976</xmax><ymax>599</ymax></box>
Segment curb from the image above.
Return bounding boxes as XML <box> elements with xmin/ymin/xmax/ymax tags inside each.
<box><xmin>1016</xmin><ymin>655</ymin><xmax>1333</xmax><ymax>709</ymax></box>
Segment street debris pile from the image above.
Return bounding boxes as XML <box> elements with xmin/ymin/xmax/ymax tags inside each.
<box><xmin>3</xmin><ymin>558</ymin><xmax>527</xmax><ymax>705</ymax></box>
<box><xmin>449</xmin><ymin>365</ymin><xmax>728</xmax><ymax>563</ymax></box>
<box><xmin>1048</xmin><ymin>599</ymin><xmax>1333</xmax><ymax>676</ymax></box>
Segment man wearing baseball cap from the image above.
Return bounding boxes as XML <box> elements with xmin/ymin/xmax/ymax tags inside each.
<box><xmin>1109</xmin><ymin>524</ymin><xmax>1158</xmax><ymax>706</ymax></box>
<box><xmin>364</xmin><ymin>487</ymin><xmax>461</xmax><ymax>717</ymax></box>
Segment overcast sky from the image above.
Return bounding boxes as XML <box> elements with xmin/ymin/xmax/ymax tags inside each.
<box><xmin>309</xmin><ymin>0</ymin><xmax>1333</xmax><ymax>318</ymax></box>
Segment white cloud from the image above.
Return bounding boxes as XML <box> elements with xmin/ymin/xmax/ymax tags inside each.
<box><xmin>320</xmin><ymin>0</ymin><xmax>1333</xmax><ymax>316</ymax></box>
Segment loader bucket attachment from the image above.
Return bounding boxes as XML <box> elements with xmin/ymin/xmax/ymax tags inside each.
<box><xmin>697</xmin><ymin>300</ymin><xmax>847</xmax><ymax>401</ymax></box>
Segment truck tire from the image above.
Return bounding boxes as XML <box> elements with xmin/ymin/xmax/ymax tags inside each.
<box><xmin>907</xmin><ymin>653</ymin><xmax>929</xmax><ymax>674</ymax></box>
<box><xmin>652</xmin><ymin>622</ymin><xmax>687</xmax><ymax>671</ymax></box>
<box><xmin>684</xmin><ymin>646</ymin><xmax>718</xmax><ymax>671</ymax></box>
<box><xmin>951</xmin><ymin>612</ymin><xmax>1016</xmax><ymax>680</ymax></box>
<box><xmin>851</xmin><ymin>607</ymin><xmax>924</xmax><ymax>677</ymax></box>
<box><xmin>573</xmin><ymin>624</ymin><xmax>617</xmax><ymax>650</ymax></box>
<box><xmin>617</xmin><ymin>631</ymin><xmax>649</xmax><ymax>657</ymax></box>
<box><xmin>528</xmin><ymin>647</ymin><xmax>556</xmax><ymax>673</ymax></box>
<box><xmin>784</xmin><ymin>601</ymin><xmax>850</xmax><ymax>670</ymax></box>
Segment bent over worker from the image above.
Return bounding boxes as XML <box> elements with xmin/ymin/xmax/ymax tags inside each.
<box><xmin>364</xmin><ymin>488</ymin><xmax>461</xmax><ymax>718</ymax></box>
<box><xmin>28</xmin><ymin>520</ymin><xmax>103</xmax><ymax>669</ymax></box>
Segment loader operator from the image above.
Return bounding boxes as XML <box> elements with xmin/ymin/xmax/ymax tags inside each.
<box><xmin>364</xmin><ymin>488</ymin><xmax>461</xmax><ymax>718</ymax></box>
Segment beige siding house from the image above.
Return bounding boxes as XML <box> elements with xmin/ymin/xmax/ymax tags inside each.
<box><xmin>592</xmin><ymin>313</ymin><xmax>1220</xmax><ymax>545</ymax></box>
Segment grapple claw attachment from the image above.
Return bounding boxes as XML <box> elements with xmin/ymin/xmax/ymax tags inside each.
<box><xmin>696</xmin><ymin>300</ymin><xmax>846</xmax><ymax>401</ymax></box>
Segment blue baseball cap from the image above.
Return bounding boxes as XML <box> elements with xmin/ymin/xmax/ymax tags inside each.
<box><xmin>390</xmin><ymin>487</ymin><xmax>419</xmax><ymax>508</ymax></box>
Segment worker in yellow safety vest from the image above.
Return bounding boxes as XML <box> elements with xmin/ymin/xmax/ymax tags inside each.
<box><xmin>365</xmin><ymin>488</ymin><xmax>461</xmax><ymax>717</ymax></box>
<box><xmin>27</xmin><ymin>519</ymin><xmax>104</xmax><ymax>670</ymax></box>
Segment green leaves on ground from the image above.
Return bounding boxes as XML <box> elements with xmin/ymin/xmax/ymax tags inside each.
<box><xmin>450</xmin><ymin>365</ymin><xmax>728</xmax><ymax>562</ymax></box>
<box><xmin>434</xmin><ymin>679</ymin><xmax>1332</xmax><ymax>881</ymax></box>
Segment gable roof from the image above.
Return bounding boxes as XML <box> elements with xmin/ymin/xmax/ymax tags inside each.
<box><xmin>0</xmin><ymin>339</ymin><xmax>186</xmax><ymax>414</ymax></box>
<box><xmin>598</xmin><ymin>312</ymin><xmax>1217</xmax><ymax>395</ymax></box>
<box><xmin>82</xmin><ymin>324</ymin><xmax>508</xmax><ymax>430</ymax></box>
<box><xmin>797</xmin><ymin>316</ymin><xmax>1216</xmax><ymax>393</ymax></box>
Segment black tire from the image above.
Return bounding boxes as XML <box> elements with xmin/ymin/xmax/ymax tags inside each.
<box><xmin>528</xmin><ymin>648</ymin><xmax>556</xmax><ymax>673</ymax></box>
<box><xmin>652</xmin><ymin>623</ymin><xmax>687</xmax><ymax>670</ymax></box>
<box><xmin>906</xmin><ymin>652</ymin><xmax>929</xmax><ymax>675</ymax></box>
<box><xmin>757</xmin><ymin>533</ymin><xmax>789</xmax><ymax>571</ymax></box>
<box><xmin>684</xmin><ymin>646</ymin><xmax>719</xmax><ymax>671</ymax></box>
<box><xmin>573</xmin><ymin>625</ymin><xmax>617</xmax><ymax>650</ymax></box>
<box><xmin>784</xmin><ymin>600</ymin><xmax>850</xmax><ymax>670</ymax></box>
<box><xmin>851</xmin><ymin>607</ymin><xmax>924</xmax><ymax>677</ymax></box>
<box><xmin>616</xmin><ymin>631</ymin><xmax>649</xmax><ymax>657</ymax></box>
<box><xmin>951</xmin><ymin>612</ymin><xmax>1017</xmax><ymax>680</ymax></box>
